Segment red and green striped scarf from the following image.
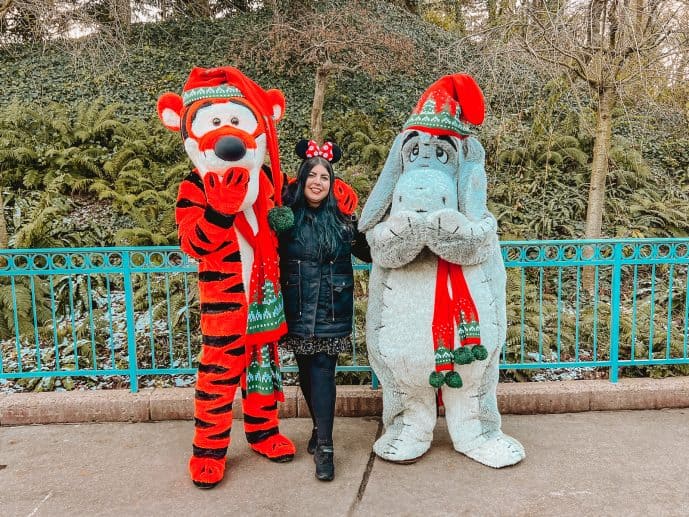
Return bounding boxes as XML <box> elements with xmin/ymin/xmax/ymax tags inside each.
<box><xmin>234</xmin><ymin>171</ymin><xmax>287</xmax><ymax>401</ymax></box>
<box><xmin>430</xmin><ymin>258</ymin><xmax>487</xmax><ymax>392</ymax></box>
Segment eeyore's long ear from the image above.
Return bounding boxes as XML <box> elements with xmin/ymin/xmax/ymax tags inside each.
<box><xmin>457</xmin><ymin>136</ymin><xmax>488</xmax><ymax>222</ymax></box>
<box><xmin>359</xmin><ymin>132</ymin><xmax>406</xmax><ymax>232</ymax></box>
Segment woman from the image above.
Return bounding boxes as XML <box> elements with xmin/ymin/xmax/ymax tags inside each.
<box><xmin>279</xmin><ymin>139</ymin><xmax>371</xmax><ymax>481</ymax></box>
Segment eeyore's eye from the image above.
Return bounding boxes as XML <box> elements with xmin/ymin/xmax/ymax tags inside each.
<box><xmin>409</xmin><ymin>143</ymin><xmax>419</xmax><ymax>162</ymax></box>
<box><xmin>436</xmin><ymin>147</ymin><xmax>448</xmax><ymax>164</ymax></box>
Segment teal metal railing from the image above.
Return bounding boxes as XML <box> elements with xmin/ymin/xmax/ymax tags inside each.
<box><xmin>2</xmin><ymin>239</ymin><xmax>689</xmax><ymax>392</ymax></box>
<box><xmin>501</xmin><ymin>238</ymin><xmax>689</xmax><ymax>382</ymax></box>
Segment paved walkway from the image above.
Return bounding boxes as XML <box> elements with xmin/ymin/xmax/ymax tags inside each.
<box><xmin>2</xmin><ymin>410</ymin><xmax>689</xmax><ymax>516</ymax></box>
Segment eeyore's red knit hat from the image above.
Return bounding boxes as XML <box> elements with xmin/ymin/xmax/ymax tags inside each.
<box><xmin>403</xmin><ymin>73</ymin><xmax>485</xmax><ymax>138</ymax></box>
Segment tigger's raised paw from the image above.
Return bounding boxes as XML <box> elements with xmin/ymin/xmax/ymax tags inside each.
<box><xmin>250</xmin><ymin>433</ymin><xmax>295</xmax><ymax>462</ymax></box>
<box><xmin>189</xmin><ymin>456</ymin><xmax>226</xmax><ymax>489</ymax></box>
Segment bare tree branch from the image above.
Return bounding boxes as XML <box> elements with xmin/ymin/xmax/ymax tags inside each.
<box><xmin>0</xmin><ymin>0</ymin><xmax>14</xmax><ymax>18</ymax></box>
<box><xmin>231</xmin><ymin>0</ymin><xmax>416</xmax><ymax>142</ymax></box>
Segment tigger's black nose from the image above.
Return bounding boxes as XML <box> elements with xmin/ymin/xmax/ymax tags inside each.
<box><xmin>215</xmin><ymin>136</ymin><xmax>246</xmax><ymax>161</ymax></box>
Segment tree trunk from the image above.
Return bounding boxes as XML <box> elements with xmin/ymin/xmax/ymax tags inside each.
<box><xmin>0</xmin><ymin>189</ymin><xmax>8</xmax><ymax>249</ymax></box>
<box><xmin>0</xmin><ymin>0</ymin><xmax>14</xmax><ymax>19</ymax></box>
<box><xmin>634</xmin><ymin>0</ymin><xmax>645</xmax><ymax>29</ymax></box>
<box><xmin>310</xmin><ymin>65</ymin><xmax>331</xmax><ymax>145</ymax></box>
<box><xmin>497</xmin><ymin>0</ymin><xmax>514</xmax><ymax>24</ymax></box>
<box><xmin>403</xmin><ymin>0</ymin><xmax>420</xmax><ymax>15</ymax></box>
<box><xmin>584</xmin><ymin>86</ymin><xmax>614</xmax><ymax>241</ymax></box>
<box><xmin>109</xmin><ymin>0</ymin><xmax>131</xmax><ymax>31</ymax></box>
<box><xmin>587</xmin><ymin>0</ymin><xmax>605</xmax><ymax>46</ymax></box>
<box><xmin>452</xmin><ymin>0</ymin><xmax>467</xmax><ymax>34</ymax></box>
<box><xmin>582</xmin><ymin>86</ymin><xmax>614</xmax><ymax>292</ymax></box>
<box><xmin>233</xmin><ymin>0</ymin><xmax>250</xmax><ymax>12</ymax></box>
<box><xmin>180</xmin><ymin>0</ymin><xmax>212</xmax><ymax>17</ymax></box>
<box><xmin>160</xmin><ymin>0</ymin><xmax>179</xmax><ymax>19</ymax></box>
<box><xmin>487</xmin><ymin>0</ymin><xmax>498</xmax><ymax>26</ymax></box>
<box><xmin>384</xmin><ymin>0</ymin><xmax>419</xmax><ymax>15</ymax></box>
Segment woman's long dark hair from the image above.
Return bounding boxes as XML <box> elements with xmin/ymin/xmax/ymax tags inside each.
<box><xmin>287</xmin><ymin>157</ymin><xmax>353</xmax><ymax>259</ymax></box>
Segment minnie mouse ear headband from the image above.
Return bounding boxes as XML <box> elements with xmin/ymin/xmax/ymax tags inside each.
<box><xmin>295</xmin><ymin>139</ymin><xmax>342</xmax><ymax>164</ymax></box>
<box><xmin>293</xmin><ymin>139</ymin><xmax>356</xmax><ymax>214</ymax></box>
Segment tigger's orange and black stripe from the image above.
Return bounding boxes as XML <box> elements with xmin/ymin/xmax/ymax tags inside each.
<box><xmin>176</xmin><ymin>169</ymin><xmax>294</xmax><ymax>489</ymax></box>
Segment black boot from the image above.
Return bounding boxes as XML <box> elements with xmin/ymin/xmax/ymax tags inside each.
<box><xmin>307</xmin><ymin>427</ymin><xmax>318</xmax><ymax>455</ymax></box>
<box><xmin>314</xmin><ymin>445</ymin><xmax>334</xmax><ymax>481</ymax></box>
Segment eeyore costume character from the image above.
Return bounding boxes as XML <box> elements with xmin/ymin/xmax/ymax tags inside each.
<box><xmin>359</xmin><ymin>74</ymin><xmax>525</xmax><ymax>468</ymax></box>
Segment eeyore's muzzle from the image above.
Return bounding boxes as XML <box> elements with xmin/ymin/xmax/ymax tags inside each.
<box><xmin>391</xmin><ymin>167</ymin><xmax>458</xmax><ymax>215</ymax></box>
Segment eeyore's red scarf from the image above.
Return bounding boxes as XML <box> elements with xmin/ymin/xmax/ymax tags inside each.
<box><xmin>431</xmin><ymin>258</ymin><xmax>481</xmax><ymax>372</ymax></box>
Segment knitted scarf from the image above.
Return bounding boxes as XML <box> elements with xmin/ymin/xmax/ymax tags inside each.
<box><xmin>430</xmin><ymin>258</ymin><xmax>481</xmax><ymax>394</ymax></box>
<box><xmin>234</xmin><ymin>171</ymin><xmax>287</xmax><ymax>401</ymax></box>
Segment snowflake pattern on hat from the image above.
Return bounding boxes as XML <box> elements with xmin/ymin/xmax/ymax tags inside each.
<box><xmin>403</xmin><ymin>73</ymin><xmax>485</xmax><ymax>139</ymax></box>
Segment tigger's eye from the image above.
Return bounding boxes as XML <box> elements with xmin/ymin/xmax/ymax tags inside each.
<box><xmin>192</xmin><ymin>103</ymin><xmax>258</xmax><ymax>137</ymax></box>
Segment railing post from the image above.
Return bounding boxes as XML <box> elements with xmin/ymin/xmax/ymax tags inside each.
<box><xmin>123</xmin><ymin>251</ymin><xmax>139</xmax><ymax>392</ymax></box>
<box><xmin>372</xmin><ymin>371</ymin><xmax>379</xmax><ymax>390</ymax></box>
<box><xmin>609</xmin><ymin>243</ymin><xmax>622</xmax><ymax>383</ymax></box>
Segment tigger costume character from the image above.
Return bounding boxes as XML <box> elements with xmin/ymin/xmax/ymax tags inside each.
<box><xmin>157</xmin><ymin>66</ymin><xmax>295</xmax><ymax>489</ymax></box>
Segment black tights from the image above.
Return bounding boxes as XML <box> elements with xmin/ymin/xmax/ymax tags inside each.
<box><xmin>296</xmin><ymin>352</ymin><xmax>338</xmax><ymax>446</ymax></box>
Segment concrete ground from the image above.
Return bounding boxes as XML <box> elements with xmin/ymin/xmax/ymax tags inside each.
<box><xmin>2</xmin><ymin>410</ymin><xmax>689</xmax><ymax>517</ymax></box>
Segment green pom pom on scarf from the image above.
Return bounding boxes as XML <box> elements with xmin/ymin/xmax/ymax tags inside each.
<box><xmin>453</xmin><ymin>347</ymin><xmax>475</xmax><ymax>365</ymax></box>
<box><xmin>472</xmin><ymin>344</ymin><xmax>488</xmax><ymax>361</ymax></box>
<box><xmin>444</xmin><ymin>371</ymin><xmax>463</xmax><ymax>388</ymax></box>
<box><xmin>268</xmin><ymin>206</ymin><xmax>294</xmax><ymax>233</ymax></box>
<box><xmin>429</xmin><ymin>371</ymin><xmax>445</xmax><ymax>388</ymax></box>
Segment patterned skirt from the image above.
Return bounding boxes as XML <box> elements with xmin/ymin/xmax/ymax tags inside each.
<box><xmin>280</xmin><ymin>334</ymin><xmax>351</xmax><ymax>356</ymax></box>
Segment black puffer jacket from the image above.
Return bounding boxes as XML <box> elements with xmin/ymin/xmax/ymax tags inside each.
<box><xmin>278</xmin><ymin>207</ymin><xmax>371</xmax><ymax>338</ymax></box>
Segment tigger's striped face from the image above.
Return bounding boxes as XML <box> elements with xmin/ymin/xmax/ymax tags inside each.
<box><xmin>183</xmin><ymin>100</ymin><xmax>267</xmax><ymax>210</ymax></box>
<box><xmin>184</xmin><ymin>100</ymin><xmax>264</xmax><ymax>170</ymax></box>
<box><xmin>159</xmin><ymin>95</ymin><xmax>271</xmax><ymax>211</ymax></box>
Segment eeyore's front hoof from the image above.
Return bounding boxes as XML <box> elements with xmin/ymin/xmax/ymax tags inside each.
<box><xmin>373</xmin><ymin>430</ymin><xmax>431</xmax><ymax>464</ymax></box>
<box><xmin>377</xmin><ymin>451</ymin><xmax>427</xmax><ymax>464</ymax></box>
<box><xmin>457</xmin><ymin>433</ymin><xmax>525</xmax><ymax>468</ymax></box>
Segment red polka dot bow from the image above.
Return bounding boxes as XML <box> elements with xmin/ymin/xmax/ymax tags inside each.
<box><xmin>305</xmin><ymin>140</ymin><xmax>334</xmax><ymax>161</ymax></box>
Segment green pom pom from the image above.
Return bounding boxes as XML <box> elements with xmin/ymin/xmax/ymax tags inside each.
<box><xmin>268</xmin><ymin>206</ymin><xmax>294</xmax><ymax>233</ymax></box>
<box><xmin>429</xmin><ymin>371</ymin><xmax>445</xmax><ymax>388</ymax></box>
<box><xmin>445</xmin><ymin>371</ymin><xmax>463</xmax><ymax>388</ymax></box>
<box><xmin>453</xmin><ymin>347</ymin><xmax>475</xmax><ymax>365</ymax></box>
<box><xmin>472</xmin><ymin>345</ymin><xmax>488</xmax><ymax>361</ymax></box>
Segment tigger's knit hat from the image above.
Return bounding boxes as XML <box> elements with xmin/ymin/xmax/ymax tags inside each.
<box><xmin>182</xmin><ymin>67</ymin><xmax>248</xmax><ymax>105</ymax></box>
<box><xmin>403</xmin><ymin>73</ymin><xmax>485</xmax><ymax>138</ymax></box>
<box><xmin>181</xmin><ymin>66</ymin><xmax>286</xmax><ymax>205</ymax></box>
